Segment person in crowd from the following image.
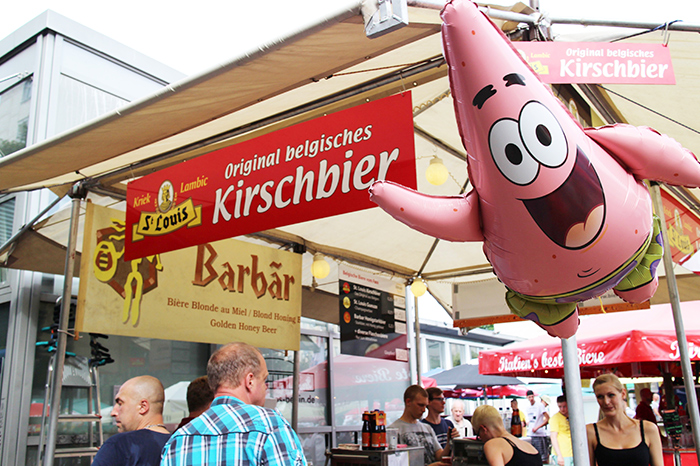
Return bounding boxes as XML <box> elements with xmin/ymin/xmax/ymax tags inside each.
<box><xmin>175</xmin><ymin>375</ymin><xmax>215</xmax><ymax>430</ymax></box>
<box><xmin>525</xmin><ymin>389</ymin><xmax>550</xmax><ymax>464</ymax></box>
<box><xmin>92</xmin><ymin>375</ymin><xmax>171</xmax><ymax>466</ymax></box>
<box><xmin>448</xmin><ymin>399</ymin><xmax>474</xmax><ymax>437</ymax></box>
<box><xmin>550</xmin><ymin>395</ymin><xmax>572</xmax><ymax>466</ymax></box>
<box><xmin>472</xmin><ymin>404</ymin><xmax>542</xmax><ymax>466</ymax></box>
<box><xmin>161</xmin><ymin>342</ymin><xmax>307</xmax><ymax>466</ymax></box>
<box><xmin>389</xmin><ymin>384</ymin><xmax>456</xmax><ymax>466</ymax></box>
<box><xmin>510</xmin><ymin>398</ymin><xmax>526</xmax><ymax>437</ymax></box>
<box><xmin>540</xmin><ymin>395</ymin><xmax>552</xmax><ymax>457</ymax></box>
<box><xmin>651</xmin><ymin>393</ymin><xmax>662</xmax><ymax>422</ymax></box>
<box><xmin>635</xmin><ymin>388</ymin><xmax>657</xmax><ymax>425</ymax></box>
<box><xmin>422</xmin><ymin>387</ymin><xmax>455</xmax><ymax>447</ymax></box>
<box><xmin>586</xmin><ymin>373</ymin><xmax>663</xmax><ymax>466</ymax></box>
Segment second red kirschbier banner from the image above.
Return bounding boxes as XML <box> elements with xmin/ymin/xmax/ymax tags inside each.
<box><xmin>125</xmin><ymin>92</ymin><xmax>417</xmax><ymax>260</ymax></box>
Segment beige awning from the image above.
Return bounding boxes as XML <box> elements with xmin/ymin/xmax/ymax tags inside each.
<box><xmin>2</xmin><ymin>1</ymin><xmax>700</xmax><ymax>314</ymax></box>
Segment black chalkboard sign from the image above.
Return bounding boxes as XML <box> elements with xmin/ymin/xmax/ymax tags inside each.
<box><xmin>661</xmin><ymin>409</ymin><xmax>682</xmax><ymax>445</ymax></box>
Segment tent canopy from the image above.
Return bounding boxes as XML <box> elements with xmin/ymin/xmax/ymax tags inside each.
<box><xmin>2</xmin><ymin>1</ymin><xmax>700</xmax><ymax>316</ymax></box>
<box><xmin>431</xmin><ymin>362</ymin><xmax>524</xmax><ymax>389</ymax></box>
<box><xmin>479</xmin><ymin>302</ymin><xmax>700</xmax><ymax>379</ymax></box>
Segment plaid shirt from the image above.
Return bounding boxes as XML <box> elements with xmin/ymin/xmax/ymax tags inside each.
<box><xmin>161</xmin><ymin>396</ymin><xmax>307</xmax><ymax>466</ymax></box>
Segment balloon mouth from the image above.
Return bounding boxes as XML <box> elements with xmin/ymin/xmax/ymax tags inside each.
<box><xmin>522</xmin><ymin>146</ymin><xmax>605</xmax><ymax>250</ymax></box>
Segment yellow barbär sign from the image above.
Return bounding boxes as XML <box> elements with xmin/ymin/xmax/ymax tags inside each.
<box><xmin>77</xmin><ymin>203</ymin><xmax>301</xmax><ymax>350</ymax></box>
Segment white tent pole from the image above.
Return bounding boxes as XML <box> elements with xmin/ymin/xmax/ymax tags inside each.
<box><xmin>651</xmin><ymin>183</ymin><xmax>700</xmax><ymax>463</ymax></box>
<box><xmin>414</xmin><ymin>293</ymin><xmax>422</xmax><ymax>385</ymax></box>
<box><xmin>562</xmin><ymin>336</ymin><xmax>590</xmax><ymax>466</ymax></box>
<box><xmin>408</xmin><ymin>0</ymin><xmax>540</xmax><ymax>24</ymax></box>
<box><xmin>548</xmin><ymin>17</ymin><xmax>700</xmax><ymax>33</ymax></box>
<box><xmin>42</xmin><ymin>183</ymin><xmax>84</xmax><ymax>466</ymax></box>
<box><xmin>292</xmin><ymin>349</ymin><xmax>300</xmax><ymax>431</ymax></box>
<box><xmin>408</xmin><ymin>0</ymin><xmax>700</xmax><ymax>32</ymax></box>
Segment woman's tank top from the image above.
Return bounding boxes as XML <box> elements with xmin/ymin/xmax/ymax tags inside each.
<box><xmin>594</xmin><ymin>419</ymin><xmax>651</xmax><ymax>466</ymax></box>
<box><xmin>503</xmin><ymin>437</ymin><xmax>542</xmax><ymax>466</ymax></box>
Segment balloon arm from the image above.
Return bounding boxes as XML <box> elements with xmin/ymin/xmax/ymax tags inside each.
<box><xmin>369</xmin><ymin>180</ymin><xmax>484</xmax><ymax>242</ymax></box>
<box><xmin>584</xmin><ymin>125</ymin><xmax>700</xmax><ymax>187</ymax></box>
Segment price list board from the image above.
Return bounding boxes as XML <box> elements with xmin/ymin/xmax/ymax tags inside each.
<box><xmin>339</xmin><ymin>265</ymin><xmax>407</xmax><ymax>361</ymax></box>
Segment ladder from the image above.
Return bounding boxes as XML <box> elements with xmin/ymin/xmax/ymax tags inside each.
<box><xmin>36</xmin><ymin>354</ymin><xmax>104</xmax><ymax>464</ymax></box>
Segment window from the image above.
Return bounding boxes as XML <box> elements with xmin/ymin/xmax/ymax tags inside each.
<box><xmin>16</xmin><ymin>117</ymin><xmax>28</xmax><ymax>143</ymax></box>
<box><xmin>450</xmin><ymin>343</ymin><xmax>465</xmax><ymax>367</ymax></box>
<box><xmin>427</xmin><ymin>339</ymin><xmax>444</xmax><ymax>371</ymax></box>
<box><xmin>0</xmin><ymin>198</ymin><xmax>15</xmax><ymax>283</ymax></box>
<box><xmin>0</xmin><ymin>77</ymin><xmax>32</xmax><ymax>157</ymax></box>
<box><xmin>0</xmin><ymin>302</ymin><xmax>9</xmax><ymax>399</ymax></box>
<box><xmin>332</xmin><ymin>334</ymin><xmax>410</xmax><ymax>428</ymax></box>
<box><xmin>470</xmin><ymin>345</ymin><xmax>484</xmax><ymax>360</ymax></box>
<box><xmin>55</xmin><ymin>75</ymin><xmax>127</xmax><ymax>134</ymax></box>
<box><xmin>21</xmin><ymin>79</ymin><xmax>32</xmax><ymax>103</ymax></box>
<box><xmin>267</xmin><ymin>335</ymin><xmax>329</xmax><ymax>428</ymax></box>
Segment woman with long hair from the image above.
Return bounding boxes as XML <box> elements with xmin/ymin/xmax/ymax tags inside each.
<box><xmin>586</xmin><ymin>373</ymin><xmax>663</xmax><ymax>466</ymax></box>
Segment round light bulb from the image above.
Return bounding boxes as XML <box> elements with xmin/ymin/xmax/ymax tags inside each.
<box><xmin>410</xmin><ymin>279</ymin><xmax>427</xmax><ymax>297</ymax></box>
<box><xmin>311</xmin><ymin>254</ymin><xmax>330</xmax><ymax>279</ymax></box>
<box><xmin>425</xmin><ymin>157</ymin><xmax>449</xmax><ymax>186</ymax></box>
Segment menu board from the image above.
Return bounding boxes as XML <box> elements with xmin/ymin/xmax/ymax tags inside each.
<box><xmin>661</xmin><ymin>409</ymin><xmax>682</xmax><ymax>446</ymax></box>
<box><xmin>338</xmin><ymin>265</ymin><xmax>407</xmax><ymax>361</ymax></box>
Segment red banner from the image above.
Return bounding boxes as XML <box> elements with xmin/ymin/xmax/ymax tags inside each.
<box><xmin>479</xmin><ymin>303</ymin><xmax>700</xmax><ymax>379</ymax></box>
<box><xmin>125</xmin><ymin>93</ymin><xmax>416</xmax><ymax>260</ymax></box>
<box><xmin>660</xmin><ymin>189</ymin><xmax>700</xmax><ymax>268</ymax></box>
<box><xmin>513</xmin><ymin>42</ymin><xmax>675</xmax><ymax>85</ymax></box>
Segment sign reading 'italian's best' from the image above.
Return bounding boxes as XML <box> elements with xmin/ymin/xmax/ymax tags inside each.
<box><xmin>124</xmin><ymin>93</ymin><xmax>417</xmax><ymax>260</ymax></box>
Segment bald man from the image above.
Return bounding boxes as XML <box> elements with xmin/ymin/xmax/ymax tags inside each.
<box><xmin>161</xmin><ymin>342</ymin><xmax>307</xmax><ymax>466</ymax></box>
<box><xmin>93</xmin><ymin>375</ymin><xmax>170</xmax><ymax>466</ymax></box>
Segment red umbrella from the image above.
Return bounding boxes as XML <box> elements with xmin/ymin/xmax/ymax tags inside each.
<box><xmin>484</xmin><ymin>385</ymin><xmax>530</xmax><ymax>398</ymax></box>
<box><xmin>422</xmin><ymin>376</ymin><xmax>438</xmax><ymax>388</ymax></box>
<box><xmin>443</xmin><ymin>386</ymin><xmax>527</xmax><ymax>399</ymax></box>
<box><xmin>479</xmin><ymin>302</ymin><xmax>700</xmax><ymax>378</ymax></box>
<box><xmin>443</xmin><ymin>388</ymin><xmax>484</xmax><ymax>398</ymax></box>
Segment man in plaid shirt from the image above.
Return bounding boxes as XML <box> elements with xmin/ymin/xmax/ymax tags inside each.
<box><xmin>161</xmin><ymin>342</ymin><xmax>307</xmax><ymax>466</ymax></box>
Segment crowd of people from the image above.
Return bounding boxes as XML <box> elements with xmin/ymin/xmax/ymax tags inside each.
<box><xmin>92</xmin><ymin>346</ymin><xmax>665</xmax><ymax>466</ymax></box>
<box><xmin>93</xmin><ymin>342</ymin><xmax>307</xmax><ymax>466</ymax></box>
<box><xmin>392</xmin><ymin>374</ymin><xmax>664</xmax><ymax>466</ymax></box>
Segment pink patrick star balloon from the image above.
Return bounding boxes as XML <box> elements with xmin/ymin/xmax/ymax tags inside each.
<box><xmin>370</xmin><ymin>0</ymin><xmax>700</xmax><ymax>338</ymax></box>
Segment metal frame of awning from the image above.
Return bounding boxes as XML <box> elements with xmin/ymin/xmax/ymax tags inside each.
<box><xmin>2</xmin><ymin>2</ymin><xmax>700</xmax><ymax>464</ymax></box>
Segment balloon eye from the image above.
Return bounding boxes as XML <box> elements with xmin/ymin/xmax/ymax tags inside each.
<box><xmin>519</xmin><ymin>101</ymin><xmax>567</xmax><ymax>168</ymax></box>
<box><xmin>489</xmin><ymin>118</ymin><xmax>539</xmax><ymax>186</ymax></box>
<box><xmin>506</xmin><ymin>144</ymin><xmax>523</xmax><ymax>165</ymax></box>
<box><xmin>536</xmin><ymin>125</ymin><xmax>552</xmax><ymax>146</ymax></box>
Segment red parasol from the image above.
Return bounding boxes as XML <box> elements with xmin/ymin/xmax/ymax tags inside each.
<box><xmin>443</xmin><ymin>388</ymin><xmax>484</xmax><ymax>399</ymax></box>
<box><xmin>422</xmin><ymin>376</ymin><xmax>438</xmax><ymax>388</ymax></box>
<box><xmin>479</xmin><ymin>302</ymin><xmax>700</xmax><ymax>378</ymax></box>
<box><xmin>442</xmin><ymin>385</ymin><xmax>528</xmax><ymax>399</ymax></box>
<box><xmin>484</xmin><ymin>385</ymin><xmax>530</xmax><ymax>398</ymax></box>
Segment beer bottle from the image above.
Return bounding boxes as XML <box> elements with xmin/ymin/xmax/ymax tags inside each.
<box><xmin>377</xmin><ymin>411</ymin><xmax>387</xmax><ymax>450</ymax></box>
<box><xmin>511</xmin><ymin>408</ymin><xmax>522</xmax><ymax>437</ymax></box>
<box><xmin>371</xmin><ymin>410</ymin><xmax>383</xmax><ymax>450</ymax></box>
<box><xmin>362</xmin><ymin>411</ymin><xmax>372</xmax><ymax>450</ymax></box>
